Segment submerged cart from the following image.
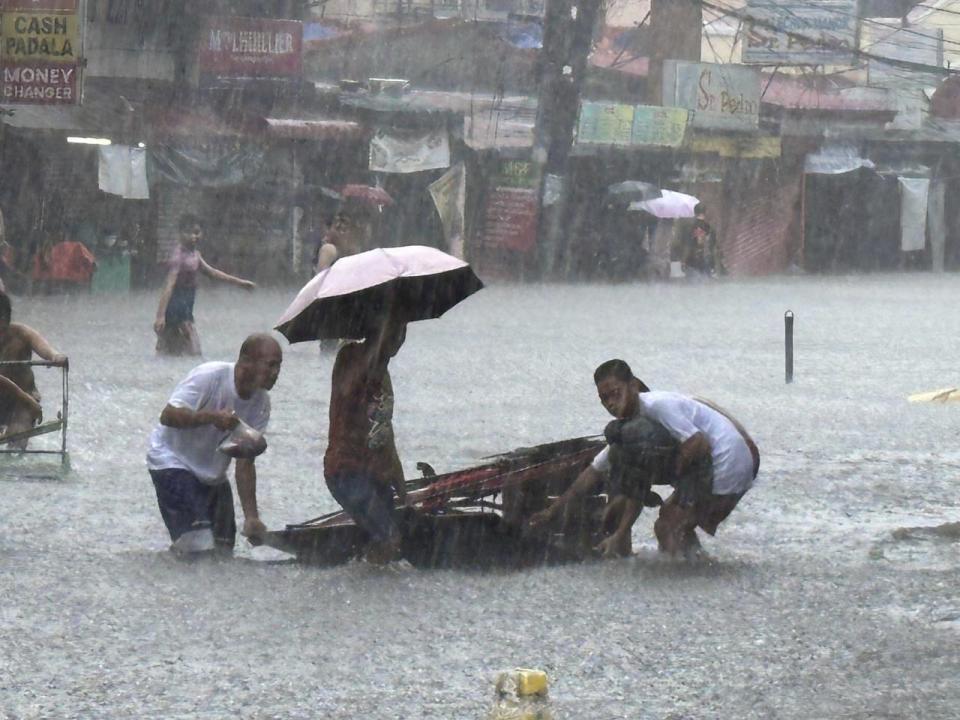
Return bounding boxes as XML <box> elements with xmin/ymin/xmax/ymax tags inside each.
<box><xmin>0</xmin><ymin>359</ymin><xmax>69</xmax><ymax>468</ymax></box>
<box><xmin>261</xmin><ymin>436</ymin><xmax>648</xmax><ymax>569</ymax></box>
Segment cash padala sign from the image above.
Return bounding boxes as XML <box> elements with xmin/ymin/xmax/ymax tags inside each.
<box><xmin>0</xmin><ymin>0</ymin><xmax>81</xmax><ymax>105</ymax></box>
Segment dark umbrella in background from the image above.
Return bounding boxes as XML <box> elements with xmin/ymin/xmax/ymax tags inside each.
<box><xmin>340</xmin><ymin>184</ymin><xmax>395</xmax><ymax>207</ymax></box>
<box><xmin>606</xmin><ymin>180</ymin><xmax>662</xmax><ymax>204</ymax></box>
<box><xmin>275</xmin><ymin>245</ymin><xmax>483</xmax><ymax>342</ymax></box>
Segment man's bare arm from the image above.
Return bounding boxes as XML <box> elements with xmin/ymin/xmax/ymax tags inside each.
<box><xmin>21</xmin><ymin>326</ymin><xmax>66</xmax><ymax>365</ymax></box>
<box><xmin>676</xmin><ymin>432</ymin><xmax>711</xmax><ymax>477</ymax></box>
<box><xmin>316</xmin><ymin>243</ymin><xmax>338</xmax><ymax>272</ymax></box>
<box><xmin>199</xmin><ymin>256</ymin><xmax>255</xmax><ymax>290</ymax></box>
<box><xmin>596</xmin><ymin>495</ymin><xmax>641</xmax><ymax>558</ymax></box>
<box><xmin>529</xmin><ymin>465</ymin><xmax>603</xmax><ymax>528</ymax></box>
<box><xmin>236</xmin><ymin>458</ymin><xmax>266</xmax><ymax>538</ymax></box>
<box><xmin>0</xmin><ymin>375</ymin><xmax>40</xmax><ymax>419</ymax></box>
<box><xmin>154</xmin><ymin>268</ymin><xmax>179</xmax><ymax>332</ymax></box>
<box><xmin>159</xmin><ymin>404</ymin><xmax>237</xmax><ymax>431</ymax></box>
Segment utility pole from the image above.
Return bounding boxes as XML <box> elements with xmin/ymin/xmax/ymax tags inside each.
<box><xmin>647</xmin><ymin>0</ymin><xmax>702</xmax><ymax>105</ymax></box>
<box><xmin>532</xmin><ymin>0</ymin><xmax>602</xmax><ymax>278</ymax></box>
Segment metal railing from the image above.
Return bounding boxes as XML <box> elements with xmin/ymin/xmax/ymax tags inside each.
<box><xmin>0</xmin><ymin>359</ymin><xmax>69</xmax><ymax>468</ymax></box>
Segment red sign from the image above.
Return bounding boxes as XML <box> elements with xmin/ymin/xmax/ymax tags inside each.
<box><xmin>198</xmin><ymin>16</ymin><xmax>303</xmax><ymax>80</ymax></box>
<box><xmin>2</xmin><ymin>60</ymin><xmax>76</xmax><ymax>102</ymax></box>
<box><xmin>483</xmin><ymin>187</ymin><xmax>539</xmax><ymax>253</ymax></box>
<box><xmin>0</xmin><ymin>1</ymin><xmax>77</xmax><ymax>9</ymax></box>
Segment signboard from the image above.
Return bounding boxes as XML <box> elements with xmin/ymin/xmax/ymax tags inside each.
<box><xmin>688</xmin><ymin>135</ymin><xmax>781</xmax><ymax>159</ymax></box>
<box><xmin>428</xmin><ymin>162</ymin><xmax>466</xmax><ymax>259</ymax></box>
<box><xmin>663</xmin><ymin>60</ymin><xmax>760</xmax><ymax>131</ymax></box>
<box><xmin>577</xmin><ymin>102</ymin><xmax>688</xmax><ymax>147</ymax></box>
<box><xmin>482</xmin><ymin>160</ymin><xmax>539</xmax><ymax>253</ymax></box>
<box><xmin>631</xmin><ymin>106</ymin><xmax>689</xmax><ymax>147</ymax></box>
<box><xmin>198</xmin><ymin>16</ymin><xmax>303</xmax><ymax>80</ymax></box>
<box><xmin>742</xmin><ymin>0</ymin><xmax>858</xmax><ymax>66</ymax></box>
<box><xmin>0</xmin><ymin>0</ymin><xmax>80</xmax><ymax>104</ymax></box>
<box><xmin>865</xmin><ymin>23</ymin><xmax>943</xmax><ymax>91</ymax></box>
<box><xmin>577</xmin><ymin>102</ymin><xmax>634</xmax><ymax>145</ymax></box>
<box><xmin>369</xmin><ymin>128</ymin><xmax>450</xmax><ymax>174</ymax></box>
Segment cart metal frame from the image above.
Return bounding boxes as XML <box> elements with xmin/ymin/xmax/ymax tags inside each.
<box><xmin>0</xmin><ymin>359</ymin><xmax>69</xmax><ymax>468</ymax></box>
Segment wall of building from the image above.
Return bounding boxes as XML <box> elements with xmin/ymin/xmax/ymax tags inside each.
<box><xmin>716</xmin><ymin>159</ymin><xmax>803</xmax><ymax>275</ymax></box>
<box><xmin>908</xmin><ymin>0</ymin><xmax>960</xmax><ymax>68</ymax></box>
<box><xmin>84</xmin><ymin>0</ymin><xmax>179</xmax><ymax>81</ymax></box>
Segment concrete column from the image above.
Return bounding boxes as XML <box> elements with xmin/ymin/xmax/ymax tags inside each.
<box><xmin>928</xmin><ymin>179</ymin><xmax>946</xmax><ymax>273</ymax></box>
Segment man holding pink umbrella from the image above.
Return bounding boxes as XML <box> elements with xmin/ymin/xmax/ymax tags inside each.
<box><xmin>275</xmin><ymin>245</ymin><xmax>483</xmax><ymax>563</ymax></box>
<box><xmin>324</xmin><ymin>312</ymin><xmax>408</xmax><ymax>564</ymax></box>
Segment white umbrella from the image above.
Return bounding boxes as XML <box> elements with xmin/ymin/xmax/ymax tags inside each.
<box><xmin>628</xmin><ymin>190</ymin><xmax>700</xmax><ymax>219</ymax></box>
<box><xmin>275</xmin><ymin>246</ymin><xmax>483</xmax><ymax>342</ymax></box>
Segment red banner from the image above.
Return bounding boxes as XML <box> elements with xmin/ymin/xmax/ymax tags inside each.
<box><xmin>198</xmin><ymin>16</ymin><xmax>303</xmax><ymax>80</ymax></box>
<box><xmin>483</xmin><ymin>187</ymin><xmax>539</xmax><ymax>253</ymax></box>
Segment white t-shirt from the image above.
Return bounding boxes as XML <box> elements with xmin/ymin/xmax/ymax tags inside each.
<box><xmin>146</xmin><ymin>362</ymin><xmax>271</xmax><ymax>484</ymax></box>
<box><xmin>591</xmin><ymin>391</ymin><xmax>755</xmax><ymax>495</ymax></box>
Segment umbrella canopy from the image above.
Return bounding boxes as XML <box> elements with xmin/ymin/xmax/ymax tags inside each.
<box><xmin>275</xmin><ymin>246</ymin><xmax>484</xmax><ymax>342</ymax></box>
<box><xmin>341</xmin><ymin>184</ymin><xmax>394</xmax><ymax>206</ymax></box>
<box><xmin>606</xmin><ymin>180</ymin><xmax>662</xmax><ymax>204</ymax></box>
<box><xmin>628</xmin><ymin>189</ymin><xmax>700</xmax><ymax>219</ymax></box>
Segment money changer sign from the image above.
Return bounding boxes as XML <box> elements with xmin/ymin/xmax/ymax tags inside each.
<box><xmin>0</xmin><ymin>0</ymin><xmax>81</xmax><ymax>104</ymax></box>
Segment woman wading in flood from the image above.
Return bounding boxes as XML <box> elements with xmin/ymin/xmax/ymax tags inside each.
<box><xmin>154</xmin><ymin>214</ymin><xmax>255</xmax><ymax>356</ymax></box>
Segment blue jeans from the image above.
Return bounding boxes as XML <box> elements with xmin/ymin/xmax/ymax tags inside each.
<box><xmin>150</xmin><ymin>468</ymin><xmax>236</xmax><ymax>549</ymax></box>
<box><xmin>326</xmin><ymin>472</ymin><xmax>398</xmax><ymax>544</ymax></box>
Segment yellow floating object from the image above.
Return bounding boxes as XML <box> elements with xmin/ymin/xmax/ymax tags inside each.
<box><xmin>908</xmin><ymin>388</ymin><xmax>960</xmax><ymax>404</ymax></box>
<box><xmin>490</xmin><ymin>669</ymin><xmax>551</xmax><ymax>720</ymax></box>
<box><xmin>514</xmin><ymin>669</ymin><xmax>548</xmax><ymax>697</ymax></box>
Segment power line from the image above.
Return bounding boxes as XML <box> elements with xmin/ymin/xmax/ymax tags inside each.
<box><xmin>717</xmin><ymin>0</ymin><xmax>960</xmax><ymax>51</ymax></box>
<box><xmin>701</xmin><ymin>0</ymin><xmax>960</xmax><ymax>77</ymax></box>
<box><xmin>714</xmin><ymin>0</ymin><xmax>960</xmax><ymax>50</ymax></box>
<box><xmin>913</xmin><ymin>2</ymin><xmax>960</xmax><ymax>18</ymax></box>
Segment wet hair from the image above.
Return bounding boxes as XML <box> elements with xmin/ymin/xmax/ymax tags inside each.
<box><xmin>0</xmin><ymin>291</ymin><xmax>10</xmax><ymax>324</ymax></box>
<box><xmin>239</xmin><ymin>332</ymin><xmax>280</xmax><ymax>361</ymax></box>
<box><xmin>593</xmin><ymin>359</ymin><xmax>650</xmax><ymax>392</ymax></box>
<box><xmin>694</xmin><ymin>203</ymin><xmax>706</xmax><ymax>216</ymax></box>
<box><xmin>177</xmin><ymin>213</ymin><xmax>203</xmax><ymax>233</ymax></box>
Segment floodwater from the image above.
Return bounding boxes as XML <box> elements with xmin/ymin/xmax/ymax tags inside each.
<box><xmin>2</xmin><ymin>275</ymin><xmax>959</xmax><ymax>719</ymax></box>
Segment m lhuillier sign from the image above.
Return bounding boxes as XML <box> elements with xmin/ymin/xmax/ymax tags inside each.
<box><xmin>0</xmin><ymin>0</ymin><xmax>81</xmax><ymax>104</ymax></box>
<box><xmin>199</xmin><ymin>16</ymin><xmax>303</xmax><ymax>80</ymax></box>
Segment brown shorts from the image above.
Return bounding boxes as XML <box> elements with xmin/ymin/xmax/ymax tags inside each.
<box><xmin>694</xmin><ymin>491</ymin><xmax>744</xmax><ymax>535</ymax></box>
<box><xmin>657</xmin><ymin>489</ymin><xmax>744</xmax><ymax>539</ymax></box>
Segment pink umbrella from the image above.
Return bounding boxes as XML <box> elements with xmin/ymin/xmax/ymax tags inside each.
<box><xmin>275</xmin><ymin>246</ymin><xmax>483</xmax><ymax>342</ymax></box>
<box><xmin>629</xmin><ymin>190</ymin><xmax>699</xmax><ymax>219</ymax></box>
<box><xmin>340</xmin><ymin>184</ymin><xmax>395</xmax><ymax>206</ymax></box>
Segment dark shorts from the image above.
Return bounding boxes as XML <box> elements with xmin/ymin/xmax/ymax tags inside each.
<box><xmin>692</xmin><ymin>491</ymin><xmax>744</xmax><ymax>535</ymax></box>
<box><xmin>326</xmin><ymin>472</ymin><xmax>398</xmax><ymax>545</ymax></box>
<box><xmin>150</xmin><ymin>468</ymin><xmax>236</xmax><ymax>549</ymax></box>
<box><xmin>165</xmin><ymin>285</ymin><xmax>196</xmax><ymax>325</ymax></box>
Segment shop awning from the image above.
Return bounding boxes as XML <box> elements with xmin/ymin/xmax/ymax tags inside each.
<box><xmin>1</xmin><ymin>86</ymin><xmax>132</xmax><ymax>135</ymax></box>
<box><xmin>804</xmin><ymin>144</ymin><xmax>875</xmax><ymax>175</ymax></box>
<box><xmin>263</xmin><ymin>117</ymin><xmax>366</xmax><ymax>140</ymax></box>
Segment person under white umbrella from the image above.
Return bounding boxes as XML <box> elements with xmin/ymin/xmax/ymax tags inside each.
<box><xmin>276</xmin><ymin>245</ymin><xmax>483</xmax><ymax>563</ymax></box>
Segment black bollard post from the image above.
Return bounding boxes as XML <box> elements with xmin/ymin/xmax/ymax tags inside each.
<box><xmin>784</xmin><ymin>310</ymin><xmax>794</xmax><ymax>384</ymax></box>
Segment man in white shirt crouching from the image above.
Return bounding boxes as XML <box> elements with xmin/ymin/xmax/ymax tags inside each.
<box><xmin>146</xmin><ymin>333</ymin><xmax>282</xmax><ymax>555</ymax></box>
<box><xmin>531</xmin><ymin>359</ymin><xmax>759</xmax><ymax>558</ymax></box>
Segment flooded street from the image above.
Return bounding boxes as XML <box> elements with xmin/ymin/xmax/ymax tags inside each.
<box><xmin>3</xmin><ymin>275</ymin><xmax>960</xmax><ymax>719</ymax></box>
